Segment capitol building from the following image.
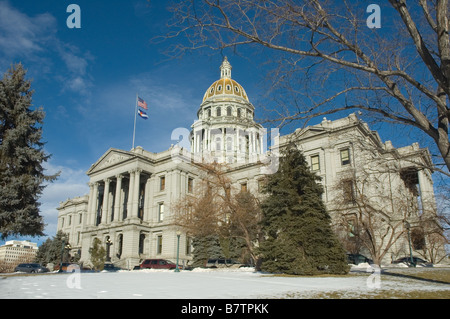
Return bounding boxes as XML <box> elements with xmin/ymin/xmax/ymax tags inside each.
<box><xmin>57</xmin><ymin>58</ymin><xmax>443</xmax><ymax>269</ymax></box>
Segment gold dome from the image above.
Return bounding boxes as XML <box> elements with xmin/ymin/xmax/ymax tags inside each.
<box><xmin>202</xmin><ymin>78</ymin><xmax>248</xmax><ymax>102</ymax></box>
<box><xmin>202</xmin><ymin>57</ymin><xmax>249</xmax><ymax>102</ymax></box>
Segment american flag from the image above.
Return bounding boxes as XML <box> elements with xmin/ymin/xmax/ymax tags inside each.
<box><xmin>137</xmin><ymin>96</ymin><xmax>148</xmax><ymax>110</ymax></box>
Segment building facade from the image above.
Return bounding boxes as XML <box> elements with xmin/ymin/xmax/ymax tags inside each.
<box><xmin>0</xmin><ymin>240</ymin><xmax>38</xmax><ymax>264</ymax></box>
<box><xmin>57</xmin><ymin>58</ymin><xmax>443</xmax><ymax>268</ymax></box>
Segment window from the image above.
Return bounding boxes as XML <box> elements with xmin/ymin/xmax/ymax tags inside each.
<box><xmin>216</xmin><ymin>107</ymin><xmax>221</xmax><ymax>117</ymax></box>
<box><xmin>159</xmin><ymin>176</ymin><xmax>165</xmax><ymax>191</ymax></box>
<box><xmin>157</xmin><ymin>235</ymin><xmax>163</xmax><ymax>254</ymax></box>
<box><xmin>227</xmin><ymin>137</ymin><xmax>233</xmax><ymax>151</ymax></box>
<box><xmin>340</xmin><ymin>148</ymin><xmax>351</xmax><ymax>166</ymax></box>
<box><xmin>311</xmin><ymin>155</ymin><xmax>320</xmax><ymax>171</ymax></box>
<box><xmin>186</xmin><ymin>237</ymin><xmax>192</xmax><ymax>255</ymax></box>
<box><xmin>237</xmin><ymin>108</ymin><xmax>241</xmax><ymax>118</ymax></box>
<box><xmin>227</xmin><ymin>106</ymin><xmax>232</xmax><ymax>116</ymax></box>
<box><xmin>187</xmin><ymin>177</ymin><xmax>194</xmax><ymax>193</ymax></box>
<box><xmin>139</xmin><ymin>234</ymin><xmax>145</xmax><ymax>254</ymax></box>
<box><xmin>207</xmin><ymin>109</ymin><xmax>211</xmax><ymax>118</ymax></box>
<box><xmin>241</xmin><ymin>183</ymin><xmax>248</xmax><ymax>192</ymax></box>
<box><xmin>343</xmin><ymin>179</ymin><xmax>356</xmax><ymax>204</ymax></box>
<box><xmin>158</xmin><ymin>203</ymin><xmax>164</xmax><ymax>222</ymax></box>
<box><xmin>216</xmin><ymin>137</ymin><xmax>222</xmax><ymax>151</ymax></box>
<box><xmin>257</xmin><ymin>178</ymin><xmax>266</xmax><ymax>193</ymax></box>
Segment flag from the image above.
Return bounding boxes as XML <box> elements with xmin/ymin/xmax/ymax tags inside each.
<box><xmin>138</xmin><ymin>97</ymin><xmax>148</xmax><ymax>110</ymax></box>
<box><xmin>138</xmin><ymin>109</ymin><xmax>148</xmax><ymax>119</ymax></box>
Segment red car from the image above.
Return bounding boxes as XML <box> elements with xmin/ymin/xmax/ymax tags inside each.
<box><xmin>140</xmin><ymin>259</ymin><xmax>178</xmax><ymax>270</ymax></box>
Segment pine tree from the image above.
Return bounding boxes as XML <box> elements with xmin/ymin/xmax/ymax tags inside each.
<box><xmin>35</xmin><ymin>231</ymin><xmax>72</xmax><ymax>265</ymax></box>
<box><xmin>89</xmin><ymin>238</ymin><xmax>106</xmax><ymax>271</ymax></box>
<box><xmin>0</xmin><ymin>64</ymin><xmax>58</xmax><ymax>239</ymax></box>
<box><xmin>259</xmin><ymin>146</ymin><xmax>349</xmax><ymax>275</ymax></box>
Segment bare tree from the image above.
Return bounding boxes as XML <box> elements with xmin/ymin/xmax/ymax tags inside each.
<box><xmin>161</xmin><ymin>0</ymin><xmax>450</xmax><ymax>175</ymax></box>
<box><xmin>333</xmin><ymin>171</ymin><xmax>411</xmax><ymax>265</ymax></box>
<box><xmin>328</xmin><ymin>127</ymin><xmax>447</xmax><ymax>265</ymax></box>
<box><xmin>172</xmin><ymin>162</ymin><xmax>264</xmax><ymax>267</ymax></box>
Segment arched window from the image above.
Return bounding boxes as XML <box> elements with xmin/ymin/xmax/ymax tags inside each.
<box><xmin>216</xmin><ymin>137</ymin><xmax>222</xmax><ymax>151</ymax></box>
<box><xmin>227</xmin><ymin>106</ymin><xmax>232</xmax><ymax>116</ymax></box>
<box><xmin>117</xmin><ymin>234</ymin><xmax>123</xmax><ymax>259</ymax></box>
<box><xmin>139</xmin><ymin>233</ymin><xmax>145</xmax><ymax>255</ymax></box>
<box><xmin>237</xmin><ymin>108</ymin><xmax>241</xmax><ymax>118</ymax></box>
<box><xmin>207</xmin><ymin>109</ymin><xmax>211</xmax><ymax>118</ymax></box>
<box><xmin>227</xmin><ymin>137</ymin><xmax>233</xmax><ymax>151</ymax></box>
<box><xmin>217</xmin><ymin>107</ymin><xmax>221</xmax><ymax>117</ymax></box>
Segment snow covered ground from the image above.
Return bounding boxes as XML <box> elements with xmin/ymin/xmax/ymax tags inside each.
<box><xmin>1</xmin><ymin>265</ymin><xmax>449</xmax><ymax>300</ymax></box>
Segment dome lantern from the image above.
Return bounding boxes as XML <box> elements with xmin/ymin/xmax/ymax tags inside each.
<box><xmin>220</xmin><ymin>56</ymin><xmax>232</xmax><ymax>79</ymax></box>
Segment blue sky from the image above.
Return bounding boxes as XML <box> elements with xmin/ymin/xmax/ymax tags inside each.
<box><xmin>0</xmin><ymin>0</ymin><xmax>271</xmax><ymax>245</ymax></box>
<box><xmin>0</xmin><ymin>1</ymin><xmax>442</xmax><ymax>246</ymax></box>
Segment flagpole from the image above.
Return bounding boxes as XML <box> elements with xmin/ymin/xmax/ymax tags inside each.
<box><xmin>132</xmin><ymin>93</ymin><xmax>138</xmax><ymax>150</ymax></box>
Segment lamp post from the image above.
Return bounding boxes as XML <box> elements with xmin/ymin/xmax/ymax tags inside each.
<box><xmin>405</xmin><ymin>221</ymin><xmax>415</xmax><ymax>268</ymax></box>
<box><xmin>58</xmin><ymin>237</ymin><xmax>66</xmax><ymax>273</ymax></box>
<box><xmin>58</xmin><ymin>237</ymin><xmax>71</xmax><ymax>273</ymax></box>
<box><xmin>105</xmin><ymin>237</ymin><xmax>113</xmax><ymax>262</ymax></box>
<box><xmin>175</xmin><ymin>231</ymin><xmax>181</xmax><ymax>272</ymax></box>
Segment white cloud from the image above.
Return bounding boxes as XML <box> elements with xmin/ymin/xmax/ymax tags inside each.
<box><xmin>0</xmin><ymin>1</ymin><xmax>94</xmax><ymax>96</ymax></box>
<box><xmin>0</xmin><ymin>1</ymin><xmax>56</xmax><ymax>58</ymax></box>
<box><xmin>39</xmin><ymin>161</ymin><xmax>89</xmax><ymax>238</ymax></box>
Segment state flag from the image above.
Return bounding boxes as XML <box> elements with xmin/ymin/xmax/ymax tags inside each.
<box><xmin>138</xmin><ymin>109</ymin><xmax>148</xmax><ymax>119</ymax></box>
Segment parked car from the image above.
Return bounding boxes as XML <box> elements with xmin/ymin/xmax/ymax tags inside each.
<box><xmin>346</xmin><ymin>253</ymin><xmax>373</xmax><ymax>265</ymax></box>
<box><xmin>140</xmin><ymin>259</ymin><xmax>179</xmax><ymax>270</ymax></box>
<box><xmin>102</xmin><ymin>263</ymin><xmax>122</xmax><ymax>272</ymax></box>
<box><xmin>53</xmin><ymin>262</ymin><xmax>79</xmax><ymax>272</ymax></box>
<box><xmin>392</xmin><ymin>256</ymin><xmax>432</xmax><ymax>267</ymax></box>
<box><xmin>205</xmin><ymin>258</ymin><xmax>245</xmax><ymax>268</ymax></box>
<box><xmin>14</xmin><ymin>263</ymin><xmax>49</xmax><ymax>273</ymax></box>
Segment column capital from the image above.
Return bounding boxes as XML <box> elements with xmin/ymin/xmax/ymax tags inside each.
<box><xmin>128</xmin><ymin>168</ymin><xmax>143</xmax><ymax>175</ymax></box>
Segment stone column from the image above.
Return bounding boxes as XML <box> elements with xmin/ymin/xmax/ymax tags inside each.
<box><xmin>90</xmin><ymin>182</ymin><xmax>99</xmax><ymax>226</ymax></box>
<box><xmin>131</xmin><ymin>169</ymin><xmax>141</xmax><ymax>219</ymax></box>
<box><xmin>87</xmin><ymin>182</ymin><xmax>95</xmax><ymax>226</ymax></box>
<box><xmin>418</xmin><ymin>169</ymin><xmax>436</xmax><ymax>215</ymax></box>
<box><xmin>126</xmin><ymin>170</ymin><xmax>135</xmax><ymax>219</ymax></box>
<box><xmin>113</xmin><ymin>175</ymin><xmax>123</xmax><ymax>222</ymax></box>
<box><xmin>145</xmin><ymin>176</ymin><xmax>155</xmax><ymax>223</ymax></box>
<box><xmin>101</xmin><ymin>179</ymin><xmax>111</xmax><ymax>224</ymax></box>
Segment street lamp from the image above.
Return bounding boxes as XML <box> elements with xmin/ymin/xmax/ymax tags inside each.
<box><xmin>405</xmin><ymin>221</ymin><xmax>416</xmax><ymax>268</ymax></box>
<box><xmin>105</xmin><ymin>237</ymin><xmax>113</xmax><ymax>262</ymax></box>
<box><xmin>58</xmin><ymin>237</ymin><xmax>71</xmax><ymax>273</ymax></box>
<box><xmin>175</xmin><ymin>231</ymin><xmax>181</xmax><ymax>272</ymax></box>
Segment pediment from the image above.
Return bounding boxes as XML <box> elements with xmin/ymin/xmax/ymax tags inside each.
<box><xmin>291</xmin><ymin>127</ymin><xmax>326</xmax><ymax>140</ymax></box>
<box><xmin>87</xmin><ymin>148</ymin><xmax>134</xmax><ymax>174</ymax></box>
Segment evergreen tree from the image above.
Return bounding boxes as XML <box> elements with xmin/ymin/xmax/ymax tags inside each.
<box><xmin>89</xmin><ymin>237</ymin><xmax>106</xmax><ymax>271</ymax></box>
<box><xmin>0</xmin><ymin>64</ymin><xmax>58</xmax><ymax>239</ymax></box>
<box><xmin>259</xmin><ymin>146</ymin><xmax>349</xmax><ymax>275</ymax></box>
<box><xmin>191</xmin><ymin>235</ymin><xmax>222</xmax><ymax>267</ymax></box>
<box><xmin>35</xmin><ymin>231</ymin><xmax>70</xmax><ymax>265</ymax></box>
